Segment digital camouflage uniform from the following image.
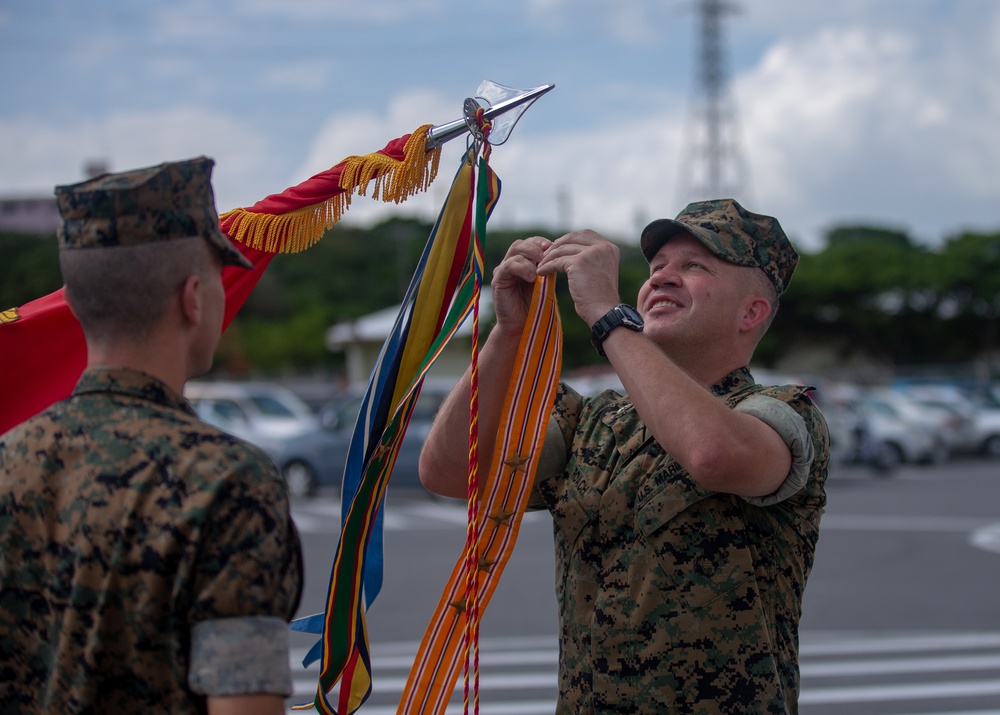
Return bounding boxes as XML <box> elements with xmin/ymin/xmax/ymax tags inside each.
<box><xmin>53</xmin><ymin>155</ymin><xmax>252</xmax><ymax>268</ymax></box>
<box><xmin>525</xmin><ymin>198</ymin><xmax>826</xmax><ymax>712</ymax></box>
<box><xmin>640</xmin><ymin>199</ymin><xmax>796</xmax><ymax>295</ymax></box>
<box><xmin>0</xmin><ymin>367</ymin><xmax>303</xmax><ymax>714</ymax></box>
<box><xmin>529</xmin><ymin>368</ymin><xmax>829</xmax><ymax>715</ymax></box>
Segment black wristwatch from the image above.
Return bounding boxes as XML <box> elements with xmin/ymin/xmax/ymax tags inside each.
<box><xmin>590</xmin><ymin>303</ymin><xmax>644</xmax><ymax>357</ymax></box>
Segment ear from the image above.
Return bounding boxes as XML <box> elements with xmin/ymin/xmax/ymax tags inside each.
<box><xmin>179</xmin><ymin>273</ymin><xmax>203</xmax><ymax>326</ymax></box>
<box><xmin>740</xmin><ymin>296</ymin><xmax>772</xmax><ymax>334</ymax></box>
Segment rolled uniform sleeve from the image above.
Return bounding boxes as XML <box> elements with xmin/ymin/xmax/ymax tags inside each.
<box><xmin>189</xmin><ymin>616</ymin><xmax>293</xmax><ymax>696</ymax></box>
<box><xmin>736</xmin><ymin>394</ymin><xmax>815</xmax><ymax>506</ymax></box>
<box><xmin>187</xmin><ymin>464</ymin><xmax>303</xmax><ymax>697</ymax></box>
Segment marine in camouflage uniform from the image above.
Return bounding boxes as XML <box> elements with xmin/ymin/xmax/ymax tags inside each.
<box><xmin>526</xmin><ymin>200</ymin><xmax>830</xmax><ymax>714</ymax></box>
<box><xmin>0</xmin><ymin>158</ymin><xmax>302</xmax><ymax>714</ymax></box>
<box><xmin>422</xmin><ymin>198</ymin><xmax>831</xmax><ymax>714</ymax></box>
<box><xmin>530</xmin><ymin>370</ymin><xmax>828</xmax><ymax>714</ymax></box>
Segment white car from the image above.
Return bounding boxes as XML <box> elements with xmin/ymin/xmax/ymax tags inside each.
<box><xmin>896</xmin><ymin>384</ymin><xmax>1000</xmax><ymax>459</ymax></box>
<box><xmin>184</xmin><ymin>381</ymin><xmax>319</xmax><ymax>458</ymax></box>
<box><xmin>860</xmin><ymin>393</ymin><xmax>948</xmax><ymax>469</ymax></box>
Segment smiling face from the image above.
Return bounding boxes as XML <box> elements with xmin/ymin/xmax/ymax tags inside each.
<box><xmin>637</xmin><ymin>232</ymin><xmax>764</xmax><ymax>367</ymax></box>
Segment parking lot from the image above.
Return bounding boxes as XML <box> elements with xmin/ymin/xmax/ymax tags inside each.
<box><xmin>287</xmin><ymin>457</ymin><xmax>1000</xmax><ymax>714</ymax></box>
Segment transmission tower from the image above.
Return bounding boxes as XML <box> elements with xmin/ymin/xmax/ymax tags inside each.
<box><xmin>677</xmin><ymin>0</ymin><xmax>752</xmax><ymax>204</ymax></box>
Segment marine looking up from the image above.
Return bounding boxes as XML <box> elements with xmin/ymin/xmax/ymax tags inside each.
<box><xmin>419</xmin><ymin>198</ymin><xmax>831</xmax><ymax>714</ymax></box>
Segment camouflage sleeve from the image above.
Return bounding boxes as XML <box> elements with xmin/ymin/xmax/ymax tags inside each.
<box><xmin>188</xmin><ymin>615</ymin><xmax>292</xmax><ymax>696</ymax></box>
<box><xmin>188</xmin><ymin>457</ymin><xmax>303</xmax><ymax>626</ymax></box>
<box><xmin>736</xmin><ymin>394</ymin><xmax>815</xmax><ymax>506</ymax></box>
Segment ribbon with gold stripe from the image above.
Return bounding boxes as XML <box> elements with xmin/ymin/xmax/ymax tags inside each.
<box><xmin>291</xmin><ymin>143</ymin><xmax>501</xmax><ymax>714</ymax></box>
<box><xmin>397</xmin><ymin>273</ymin><xmax>562</xmax><ymax>715</ymax></box>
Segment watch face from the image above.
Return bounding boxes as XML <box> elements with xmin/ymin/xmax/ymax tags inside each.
<box><xmin>591</xmin><ymin>304</ymin><xmax>643</xmax><ymax>356</ymax></box>
<box><xmin>619</xmin><ymin>304</ymin><xmax>643</xmax><ymax>327</ymax></box>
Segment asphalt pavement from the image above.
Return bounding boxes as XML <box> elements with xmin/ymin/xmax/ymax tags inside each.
<box><xmin>286</xmin><ymin>457</ymin><xmax>1000</xmax><ymax>714</ymax></box>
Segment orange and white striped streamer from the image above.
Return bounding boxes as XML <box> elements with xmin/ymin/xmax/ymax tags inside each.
<box><xmin>397</xmin><ymin>274</ymin><xmax>562</xmax><ymax>715</ymax></box>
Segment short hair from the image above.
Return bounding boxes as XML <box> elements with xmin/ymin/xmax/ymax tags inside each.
<box><xmin>741</xmin><ymin>266</ymin><xmax>780</xmax><ymax>337</ymax></box>
<box><xmin>59</xmin><ymin>236</ymin><xmax>216</xmax><ymax>344</ymax></box>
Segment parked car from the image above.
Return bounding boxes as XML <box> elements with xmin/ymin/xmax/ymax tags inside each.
<box><xmin>821</xmin><ymin>383</ymin><xmax>946</xmax><ymax>473</ymax></box>
<box><xmin>275</xmin><ymin>380</ymin><xmax>453</xmax><ymax>499</ymax></box>
<box><xmin>970</xmin><ymin>397</ymin><xmax>1000</xmax><ymax>458</ymax></box>
<box><xmin>184</xmin><ymin>381</ymin><xmax>318</xmax><ymax>458</ymax></box>
<box><xmin>895</xmin><ymin>384</ymin><xmax>1000</xmax><ymax>458</ymax></box>
<box><xmin>863</xmin><ymin>390</ymin><xmax>952</xmax><ymax>467</ymax></box>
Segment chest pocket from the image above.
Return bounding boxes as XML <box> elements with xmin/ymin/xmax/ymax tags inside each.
<box><xmin>635</xmin><ymin>464</ymin><xmax>756</xmax><ymax>612</ymax></box>
<box><xmin>545</xmin><ymin>398</ymin><xmax>643</xmax><ymax>546</ymax></box>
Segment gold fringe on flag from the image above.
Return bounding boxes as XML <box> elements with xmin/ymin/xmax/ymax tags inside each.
<box><xmin>220</xmin><ymin>124</ymin><xmax>441</xmax><ymax>254</ymax></box>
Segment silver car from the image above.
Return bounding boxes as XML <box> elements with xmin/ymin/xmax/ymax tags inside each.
<box><xmin>185</xmin><ymin>381</ymin><xmax>319</xmax><ymax>458</ymax></box>
<box><xmin>275</xmin><ymin>381</ymin><xmax>452</xmax><ymax>499</ymax></box>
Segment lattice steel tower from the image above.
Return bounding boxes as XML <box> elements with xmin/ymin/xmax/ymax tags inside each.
<box><xmin>677</xmin><ymin>0</ymin><xmax>751</xmax><ymax>203</ymax></box>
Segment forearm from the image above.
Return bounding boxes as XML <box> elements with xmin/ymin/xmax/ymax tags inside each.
<box><xmin>602</xmin><ymin>329</ymin><xmax>791</xmax><ymax>496</ymax></box>
<box><xmin>419</xmin><ymin>325</ymin><xmax>522</xmax><ymax>498</ymax></box>
<box><xmin>207</xmin><ymin>694</ymin><xmax>286</xmax><ymax>715</ymax></box>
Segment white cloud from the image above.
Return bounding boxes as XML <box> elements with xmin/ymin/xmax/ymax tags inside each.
<box><xmin>523</xmin><ymin>0</ymin><xmax>683</xmax><ymax>46</ymax></box>
<box><xmin>0</xmin><ymin>107</ymin><xmax>280</xmax><ymax>212</ymax></box>
<box><xmin>485</xmin><ymin>114</ymin><xmax>687</xmax><ymax>241</ymax></box>
<box><xmin>295</xmin><ymin>85</ymin><xmax>690</xmax><ymax>244</ymax></box>
<box><xmin>7</xmin><ymin>0</ymin><xmax>998</xmax><ymax>259</ymax></box>
<box><xmin>734</xmin><ymin>23</ymin><xmax>1000</xmax><ymax>249</ymax></box>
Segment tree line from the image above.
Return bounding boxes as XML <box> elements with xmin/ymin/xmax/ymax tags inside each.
<box><xmin>3</xmin><ymin>219</ymin><xmax>998</xmax><ymax>380</ymax></box>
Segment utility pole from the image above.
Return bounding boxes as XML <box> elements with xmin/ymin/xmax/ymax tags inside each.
<box><xmin>677</xmin><ymin>0</ymin><xmax>751</xmax><ymax>203</ymax></box>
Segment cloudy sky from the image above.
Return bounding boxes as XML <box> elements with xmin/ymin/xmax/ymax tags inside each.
<box><xmin>2</xmin><ymin>0</ymin><xmax>998</xmax><ymax>252</ymax></box>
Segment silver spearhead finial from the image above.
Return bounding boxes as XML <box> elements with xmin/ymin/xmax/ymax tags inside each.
<box><xmin>426</xmin><ymin>81</ymin><xmax>555</xmax><ymax>150</ymax></box>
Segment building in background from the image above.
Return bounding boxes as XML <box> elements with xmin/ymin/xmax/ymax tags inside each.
<box><xmin>0</xmin><ymin>159</ymin><xmax>109</xmax><ymax>236</ymax></box>
<box><xmin>0</xmin><ymin>196</ymin><xmax>60</xmax><ymax>235</ymax></box>
<box><xmin>326</xmin><ymin>288</ymin><xmax>494</xmax><ymax>387</ymax></box>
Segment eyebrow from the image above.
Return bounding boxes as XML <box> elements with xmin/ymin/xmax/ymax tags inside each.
<box><xmin>650</xmin><ymin>245</ymin><xmax>717</xmax><ymax>267</ymax></box>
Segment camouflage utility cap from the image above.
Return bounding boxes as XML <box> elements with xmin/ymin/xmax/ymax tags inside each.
<box><xmin>640</xmin><ymin>198</ymin><xmax>798</xmax><ymax>294</ymax></box>
<box><xmin>55</xmin><ymin>156</ymin><xmax>251</xmax><ymax>268</ymax></box>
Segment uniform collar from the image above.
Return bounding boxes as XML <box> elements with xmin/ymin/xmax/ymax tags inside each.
<box><xmin>709</xmin><ymin>365</ymin><xmax>754</xmax><ymax>398</ymax></box>
<box><xmin>72</xmin><ymin>366</ymin><xmax>196</xmax><ymax>416</ymax></box>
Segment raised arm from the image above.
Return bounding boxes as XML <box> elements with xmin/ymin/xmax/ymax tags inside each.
<box><xmin>536</xmin><ymin>229</ymin><xmax>792</xmax><ymax>498</ymax></box>
<box><xmin>207</xmin><ymin>694</ymin><xmax>286</xmax><ymax>715</ymax></box>
<box><xmin>419</xmin><ymin>237</ymin><xmax>551</xmax><ymax>498</ymax></box>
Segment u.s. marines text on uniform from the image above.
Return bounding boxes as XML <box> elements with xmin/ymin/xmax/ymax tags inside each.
<box><xmin>420</xmin><ymin>198</ymin><xmax>830</xmax><ymax>714</ymax></box>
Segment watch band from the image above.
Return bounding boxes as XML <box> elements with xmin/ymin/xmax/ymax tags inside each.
<box><xmin>590</xmin><ymin>303</ymin><xmax>644</xmax><ymax>357</ymax></box>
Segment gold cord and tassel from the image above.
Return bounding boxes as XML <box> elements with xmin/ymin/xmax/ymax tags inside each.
<box><xmin>219</xmin><ymin>124</ymin><xmax>441</xmax><ymax>254</ymax></box>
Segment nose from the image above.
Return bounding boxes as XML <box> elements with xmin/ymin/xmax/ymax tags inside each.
<box><xmin>649</xmin><ymin>263</ymin><xmax>679</xmax><ymax>289</ymax></box>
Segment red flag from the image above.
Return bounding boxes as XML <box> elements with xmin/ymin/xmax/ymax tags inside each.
<box><xmin>0</xmin><ymin>127</ymin><xmax>440</xmax><ymax>434</ymax></box>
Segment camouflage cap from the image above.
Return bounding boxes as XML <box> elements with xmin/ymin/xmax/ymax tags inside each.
<box><xmin>54</xmin><ymin>156</ymin><xmax>252</xmax><ymax>269</ymax></box>
<box><xmin>639</xmin><ymin>198</ymin><xmax>798</xmax><ymax>294</ymax></box>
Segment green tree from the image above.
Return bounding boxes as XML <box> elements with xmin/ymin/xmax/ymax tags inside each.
<box><xmin>5</xmin><ymin>219</ymin><xmax>1000</xmax><ymax>376</ymax></box>
<box><xmin>930</xmin><ymin>231</ymin><xmax>1000</xmax><ymax>360</ymax></box>
<box><xmin>0</xmin><ymin>233</ymin><xmax>62</xmax><ymax>309</ymax></box>
<box><xmin>764</xmin><ymin>227</ymin><xmax>927</xmax><ymax>364</ymax></box>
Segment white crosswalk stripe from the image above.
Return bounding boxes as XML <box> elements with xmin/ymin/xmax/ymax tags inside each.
<box><xmin>285</xmin><ymin>635</ymin><xmax>557</xmax><ymax>714</ymax></box>
<box><xmin>285</xmin><ymin>631</ymin><xmax>1000</xmax><ymax>714</ymax></box>
<box><xmin>287</xmin><ymin>495</ymin><xmax>1000</xmax><ymax>713</ymax></box>
<box><xmin>800</xmin><ymin>632</ymin><xmax>1000</xmax><ymax>713</ymax></box>
<box><xmin>291</xmin><ymin>496</ymin><xmax>546</xmax><ymax>534</ymax></box>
